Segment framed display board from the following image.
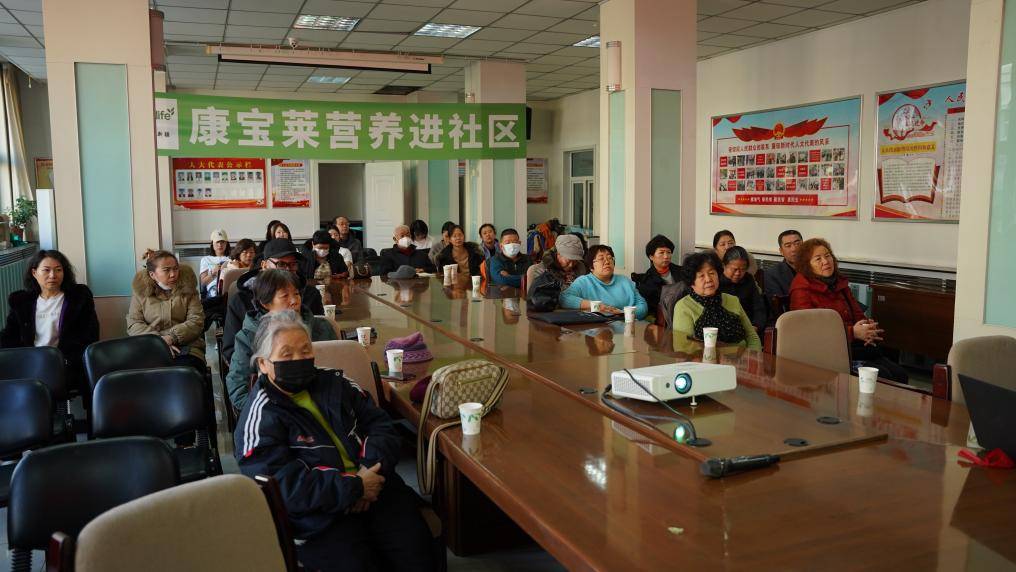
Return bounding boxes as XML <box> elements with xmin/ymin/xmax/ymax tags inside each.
<box><xmin>171</xmin><ymin>157</ymin><xmax>266</xmax><ymax>209</ymax></box>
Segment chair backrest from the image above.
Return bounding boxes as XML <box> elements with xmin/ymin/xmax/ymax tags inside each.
<box><xmin>774</xmin><ymin>309</ymin><xmax>850</xmax><ymax>373</ymax></box>
<box><xmin>312</xmin><ymin>340</ymin><xmax>378</xmax><ymax>404</ymax></box>
<box><xmin>947</xmin><ymin>335</ymin><xmax>1016</xmax><ymax>405</ymax></box>
<box><xmin>83</xmin><ymin>335</ymin><xmax>173</xmax><ymax>393</ymax></box>
<box><xmin>68</xmin><ymin>474</ymin><xmax>290</xmax><ymax>572</ymax></box>
<box><xmin>0</xmin><ymin>346</ymin><xmax>67</xmax><ymax>402</ymax></box>
<box><xmin>219</xmin><ymin>267</ymin><xmax>246</xmax><ymax>300</ymax></box>
<box><xmin>92</xmin><ymin>367</ymin><xmax>207</xmax><ymax>440</ymax></box>
<box><xmin>524</xmin><ymin>264</ymin><xmax>540</xmax><ymax>299</ymax></box>
<box><xmin>656</xmin><ymin>282</ymin><xmax>688</xmax><ymax>330</ymax></box>
<box><xmin>0</xmin><ymin>379</ymin><xmax>52</xmax><ymax>457</ymax></box>
<box><xmin>7</xmin><ymin>436</ymin><xmax>178</xmax><ymax>550</ymax></box>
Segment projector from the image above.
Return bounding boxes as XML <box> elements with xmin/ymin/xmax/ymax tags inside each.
<box><xmin>610</xmin><ymin>362</ymin><xmax>737</xmax><ymax>402</ymax></box>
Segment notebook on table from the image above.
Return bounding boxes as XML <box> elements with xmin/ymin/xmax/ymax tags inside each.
<box><xmin>527</xmin><ymin>310</ymin><xmax>615</xmax><ymax>326</ymax></box>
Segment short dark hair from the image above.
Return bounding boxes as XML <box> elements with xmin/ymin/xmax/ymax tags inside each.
<box><xmin>500</xmin><ymin>228</ymin><xmax>519</xmax><ymax>239</ymax></box>
<box><xmin>681</xmin><ymin>251</ymin><xmax>722</xmax><ymax>285</ymax></box>
<box><xmin>229</xmin><ymin>239</ymin><xmax>256</xmax><ymax>260</ymax></box>
<box><xmin>645</xmin><ymin>234</ymin><xmax>675</xmax><ymax>259</ymax></box>
<box><xmin>448</xmin><ymin>224</ymin><xmax>465</xmax><ymax>237</ymax></box>
<box><xmin>778</xmin><ymin>229</ymin><xmax>803</xmax><ymax>247</ymax></box>
<box><xmin>253</xmin><ymin>269</ymin><xmax>300</xmax><ymax>309</ymax></box>
<box><xmin>722</xmin><ymin>245</ymin><xmax>750</xmax><ymax>265</ymax></box>
<box><xmin>712</xmin><ymin>230</ymin><xmax>735</xmax><ymax>248</ymax></box>
<box><xmin>24</xmin><ymin>250</ymin><xmax>77</xmax><ymax>294</ymax></box>
<box><xmin>311</xmin><ymin>230</ymin><xmax>332</xmax><ymax>246</ymax></box>
<box><xmin>410</xmin><ymin>219</ymin><xmax>429</xmax><ymax>239</ymax></box>
<box><xmin>795</xmin><ymin>238</ymin><xmax>837</xmax><ymax>281</ymax></box>
<box><xmin>585</xmin><ymin>244</ymin><xmax>615</xmax><ymax>269</ymax></box>
<box><xmin>479</xmin><ymin>223</ymin><xmax>495</xmax><ymax>237</ymax></box>
<box><xmin>326</xmin><ymin>224</ymin><xmax>340</xmax><ymax>234</ymax></box>
<box><xmin>441</xmin><ymin>221</ymin><xmax>456</xmax><ymax>236</ymax></box>
<box><xmin>144</xmin><ymin>250</ymin><xmax>177</xmax><ymax>274</ymax></box>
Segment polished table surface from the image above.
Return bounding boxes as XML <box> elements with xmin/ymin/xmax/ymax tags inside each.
<box><xmin>321</xmin><ymin>276</ymin><xmax>1015</xmax><ymax>571</ymax></box>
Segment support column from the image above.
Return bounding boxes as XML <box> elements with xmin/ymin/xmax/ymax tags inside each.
<box><xmin>599</xmin><ymin>0</ymin><xmax>696</xmax><ymax>272</ymax></box>
<box><xmin>43</xmin><ymin>0</ymin><xmax>161</xmax><ymax>295</ymax></box>
<box><xmin>464</xmin><ymin>61</ymin><xmax>527</xmax><ymax>239</ymax></box>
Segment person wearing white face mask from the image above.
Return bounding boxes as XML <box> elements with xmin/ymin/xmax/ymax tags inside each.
<box><xmin>300</xmin><ymin>230</ymin><xmax>349</xmax><ymax>284</ymax></box>
<box><xmin>378</xmin><ymin>224</ymin><xmax>435</xmax><ymax>276</ymax></box>
<box><xmin>127</xmin><ymin>250</ymin><xmax>206</xmax><ymax>370</ymax></box>
<box><xmin>488</xmin><ymin>228</ymin><xmax>530</xmax><ymax>287</ymax></box>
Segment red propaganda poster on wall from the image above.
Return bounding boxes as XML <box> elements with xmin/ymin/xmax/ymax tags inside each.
<box><xmin>270</xmin><ymin>159</ymin><xmax>311</xmax><ymax>208</ymax></box>
<box><xmin>172</xmin><ymin>157</ymin><xmax>266</xmax><ymax>209</ymax></box>
<box><xmin>711</xmin><ymin>97</ymin><xmax>860</xmax><ymax>219</ymax></box>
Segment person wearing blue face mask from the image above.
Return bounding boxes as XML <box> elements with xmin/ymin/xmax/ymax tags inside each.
<box><xmin>236</xmin><ymin>310</ymin><xmax>434</xmax><ymax>572</ymax></box>
<box><xmin>487</xmin><ymin>228</ymin><xmax>531</xmax><ymax>288</ymax></box>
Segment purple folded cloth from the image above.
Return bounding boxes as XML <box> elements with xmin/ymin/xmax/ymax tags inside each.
<box><xmin>384</xmin><ymin>331</ymin><xmax>433</xmax><ymax>363</ymax></box>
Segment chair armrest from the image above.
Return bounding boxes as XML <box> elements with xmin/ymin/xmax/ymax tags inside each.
<box><xmin>932</xmin><ymin>363</ymin><xmax>952</xmax><ymax>401</ymax></box>
<box><xmin>763</xmin><ymin>327</ymin><xmax>777</xmax><ymax>355</ymax></box>
<box><xmin>47</xmin><ymin>532</ymin><xmax>75</xmax><ymax>572</ymax></box>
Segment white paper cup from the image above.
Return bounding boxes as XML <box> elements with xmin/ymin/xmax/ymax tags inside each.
<box><xmin>589</xmin><ymin>300</ymin><xmax>602</xmax><ymax>313</ymax></box>
<box><xmin>323</xmin><ymin>304</ymin><xmax>336</xmax><ymax>320</ymax></box>
<box><xmin>385</xmin><ymin>349</ymin><xmax>404</xmax><ymax>374</ymax></box>
<box><xmin>856</xmin><ymin>392</ymin><xmax>875</xmax><ymax>417</ymax></box>
<box><xmin>623</xmin><ymin>321</ymin><xmax>634</xmax><ymax>337</ymax></box>
<box><xmin>356</xmin><ymin>326</ymin><xmax>372</xmax><ymax>347</ymax></box>
<box><xmin>624</xmin><ymin>305</ymin><xmax>636</xmax><ymax>323</ymax></box>
<box><xmin>443</xmin><ymin>264</ymin><xmax>456</xmax><ymax>285</ymax></box>
<box><xmin>857</xmin><ymin>366</ymin><xmax>878</xmax><ymax>394</ymax></box>
<box><xmin>471</xmin><ymin>275</ymin><xmax>481</xmax><ymax>289</ymax></box>
<box><xmin>703</xmin><ymin>327</ymin><xmax>719</xmax><ymax>348</ymax></box>
<box><xmin>459</xmin><ymin>402</ymin><xmax>483</xmax><ymax>436</ymax></box>
<box><xmin>315</xmin><ymin>284</ymin><xmax>326</xmax><ymax>297</ymax></box>
<box><xmin>703</xmin><ymin>345</ymin><xmax>717</xmax><ymax>364</ymax></box>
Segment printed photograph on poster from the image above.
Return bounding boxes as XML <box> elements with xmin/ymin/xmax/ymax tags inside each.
<box><xmin>270</xmin><ymin>159</ymin><xmax>311</xmax><ymax>208</ymax></box>
<box><xmin>875</xmin><ymin>81</ymin><xmax>965</xmax><ymax>222</ymax></box>
<box><xmin>171</xmin><ymin>158</ymin><xmax>266</xmax><ymax>209</ymax></box>
<box><xmin>711</xmin><ymin>97</ymin><xmax>860</xmax><ymax>219</ymax></box>
<box><xmin>527</xmin><ymin>158</ymin><xmax>548</xmax><ymax>203</ymax></box>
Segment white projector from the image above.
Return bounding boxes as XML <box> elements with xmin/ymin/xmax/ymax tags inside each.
<box><xmin>610</xmin><ymin>362</ymin><xmax>737</xmax><ymax>402</ymax></box>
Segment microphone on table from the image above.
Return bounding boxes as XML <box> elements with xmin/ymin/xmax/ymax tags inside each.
<box><xmin>700</xmin><ymin>454</ymin><xmax>780</xmax><ymax>478</ymax></box>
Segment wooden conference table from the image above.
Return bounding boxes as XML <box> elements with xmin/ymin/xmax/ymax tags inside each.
<box><xmin>320</xmin><ymin>275</ymin><xmax>1016</xmax><ymax>571</ymax></box>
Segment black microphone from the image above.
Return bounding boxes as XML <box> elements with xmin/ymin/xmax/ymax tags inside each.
<box><xmin>700</xmin><ymin>454</ymin><xmax>780</xmax><ymax>478</ymax></box>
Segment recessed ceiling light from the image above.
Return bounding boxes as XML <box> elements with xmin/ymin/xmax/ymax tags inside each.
<box><xmin>414</xmin><ymin>23</ymin><xmax>480</xmax><ymax>39</ymax></box>
<box><xmin>574</xmin><ymin>36</ymin><xmax>600</xmax><ymax>48</ymax></box>
<box><xmin>308</xmin><ymin>75</ymin><xmax>351</xmax><ymax>84</ymax></box>
<box><xmin>294</xmin><ymin>15</ymin><xmax>359</xmax><ymax>31</ymax></box>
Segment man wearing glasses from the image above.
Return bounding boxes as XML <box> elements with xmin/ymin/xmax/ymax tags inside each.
<box><xmin>222</xmin><ymin>238</ymin><xmax>325</xmax><ymax>362</ymax></box>
<box><xmin>764</xmin><ymin>230</ymin><xmax>803</xmax><ymax>298</ymax></box>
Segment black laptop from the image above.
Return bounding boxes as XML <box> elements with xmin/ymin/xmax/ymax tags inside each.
<box><xmin>958</xmin><ymin>374</ymin><xmax>1016</xmax><ymax>458</ymax></box>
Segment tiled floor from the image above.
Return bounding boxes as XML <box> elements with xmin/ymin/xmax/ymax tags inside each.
<box><xmin>2</xmin><ymin>331</ymin><xmax>563</xmax><ymax>571</ymax></box>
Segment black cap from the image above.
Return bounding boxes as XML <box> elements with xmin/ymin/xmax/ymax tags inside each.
<box><xmin>312</xmin><ymin>230</ymin><xmax>332</xmax><ymax>245</ymax></box>
<box><xmin>262</xmin><ymin>238</ymin><xmax>299</xmax><ymax>259</ymax></box>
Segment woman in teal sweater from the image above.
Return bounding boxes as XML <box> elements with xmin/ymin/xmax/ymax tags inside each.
<box><xmin>560</xmin><ymin>245</ymin><xmax>649</xmax><ymax>319</ymax></box>
<box><xmin>672</xmin><ymin>251</ymin><xmax>761</xmax><ymax>350</ymax></box>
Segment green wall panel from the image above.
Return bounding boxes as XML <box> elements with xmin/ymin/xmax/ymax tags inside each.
<box><xmin>651</xmin><ymin>89</ymin><xmax>681</xmax><ymax>251</ymax></box>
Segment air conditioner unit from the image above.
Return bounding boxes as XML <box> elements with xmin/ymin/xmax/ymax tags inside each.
<box><xmin>611</xmin><ymin>362</ymin><xmax>736</xmax><ymax>402</ymax></box>
<box><xmin>206</xmin><ymin>45</ymin><xmax>443</xmax><ymax>73</ymax></box>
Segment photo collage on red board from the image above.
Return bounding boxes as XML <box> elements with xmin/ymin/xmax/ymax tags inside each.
<box><xmin>718</xmin><ymin>146</ymin><xmax>846</xmax><ymax>193</ymax></box>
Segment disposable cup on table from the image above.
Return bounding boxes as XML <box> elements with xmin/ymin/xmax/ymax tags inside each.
<box><xmin>323</xmin><ymin>304</ymin><xmax>336</xmax><ymax>320</ymax></box>
<box><xmin>857</xmin><ymin>367</ymin><xmax>878</xmax><ymax>394</ymax></box>
<box><xmin>703</xmin><ymin>327</ymin><xmax>719</xmax><ymax>348</ymax></box>
<box><xmin>385</xmin><ymin>349</ymin><xmax>404</xmax><ymax>374</ymax></box>
<box><xmin>624</xmin><ymin>306</ymin><xmax>636</xmax><ymax>323</ymax></box>
<box><xmin>589</xmin><ymin>301</ymin><xmax>602</xmax><ymax>313</ymax></box>
<box><xmin>356</xmin><ymin>326</ymin><xmax>372</xmax><ymax>347</ymax></box>
<box><xmin>459</xmin><ymin>402</ymin><xmax>483</xmax><ymax>435</ymax></box>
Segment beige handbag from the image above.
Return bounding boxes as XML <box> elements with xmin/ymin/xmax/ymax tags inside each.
<box><xmin>416</xmin><ymin>359</ymin><xmax>509</xmax><ymax>495</ymax></box>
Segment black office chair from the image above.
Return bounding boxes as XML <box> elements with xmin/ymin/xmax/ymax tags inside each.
<box><xmin>0</xmin><ymin>379</ymin><xmax>52</xmax><ymax>508</ymax></box>
<box><xmin>83</xmin><ymin>335</ymin><xmax>173</xmax><ymax>394</ymax></box>
<box><xmin>0</xmin><ymin>347</ymin><xmax>73</xmax><ymax>442</ymax></box>
<box><xmin>6</xmin><ymin>436</ymin><xmax>179</xmax><ymax>572</ymax></box>
<box><xmin>92</xmin><ymin>367</ymin><xmax>222</xmax><ymax>482</ymax></box>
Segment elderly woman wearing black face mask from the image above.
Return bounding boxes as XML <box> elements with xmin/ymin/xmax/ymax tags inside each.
<box><xmin>234</xmin><ymin>310</ymin><xmax>434</xmax><ymax>572</ymax></box>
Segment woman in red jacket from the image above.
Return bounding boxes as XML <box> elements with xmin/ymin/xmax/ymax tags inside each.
<box><xmin>789</xmin><ymin>238</ymin><xmax>908</xmax><ymax>383</ymax></box>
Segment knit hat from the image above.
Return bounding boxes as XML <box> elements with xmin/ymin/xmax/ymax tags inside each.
<box><xmin>384</xmin><ymin>331</ymin><xmax>433</xmax><ymax>363</ymax></box>
<box><xmin>555</xmin><ymin>234</ymin><xmax>584</xmax><ymax>261</ymax></box>
<box><xmin>387</xmin><ymin>264</ymin><xmax>417</xmax><ymax>280</ymax></box>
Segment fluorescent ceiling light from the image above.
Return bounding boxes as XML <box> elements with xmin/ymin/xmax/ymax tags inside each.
<box><xmin>308</xmin><ymin>75</ymin><xmax>350</xmax><ymax>84</ymax></box>
<box><xmin>208</xmin><ymin>45</ymin><xmax>443</xmax><ymax>73</ymax></box>
<box><xmin>414</xmin><ymin>23</ymin><xmax>480</xmax><ymax>38</ymax></box>
<box><xmin>294</xmin><ymin>15</ymin><xmax>359</xmax><ymax>31</ymax></box>
<box><xmin>574</xmin><ymin>36</ymin><xmax>600</xmax><ymax>48</ymax></box>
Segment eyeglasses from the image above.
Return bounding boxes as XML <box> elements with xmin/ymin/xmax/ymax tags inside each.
<box><xmin>268</xmin><ymin>259</ymin><xmax>299</xmax><ymax>271</ymax></box>
<box><xmin>592</xmin><ymin>256</ymin><xmax>615</xmax><ymax>265</ymax></box>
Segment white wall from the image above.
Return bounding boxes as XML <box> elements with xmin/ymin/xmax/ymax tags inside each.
<box><xmin>318</xmin><ymin>162</ymin><xmax>364</xmax><ymax>222</ymax></box>
<box><xmin>695</xmin><ymin>0</ymin><xmax>969</xmax><ymax>269</ymax></box>
<box><xmin>17</xmin><ymin>70</ymin><xmax>51</xmax><ymax>189</ymax></box>
<box><xmin>526</xmin><ymin>89</ymin><xmax>599</xmax><ymax>225</ymax></box>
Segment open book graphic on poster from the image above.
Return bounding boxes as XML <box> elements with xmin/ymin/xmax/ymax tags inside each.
<box><xmin>878</xmin><ymin>157</ymin><xmax>938</xmax><ymax>204</ymax></box>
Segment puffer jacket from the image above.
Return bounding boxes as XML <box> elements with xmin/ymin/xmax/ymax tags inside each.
<box><xmin>226</xmin><ymin>307</ymin><xmax>338</xmax><ymax>410</ymax></box>
<box><xmin>235</xmin><ymin>370</ymin><xmax>401</xmax><ymax>539</ymax></box>
<box><xmin>126</xmin><ymin>265</ymin><xmax>205</xmax><ymax>361</ymax></box>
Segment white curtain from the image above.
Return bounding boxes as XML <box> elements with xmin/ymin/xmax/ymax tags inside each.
<box><xmin>3</xmin><ymin>64</ymin><xmax>33</xmax><ymax>203</ymax></box>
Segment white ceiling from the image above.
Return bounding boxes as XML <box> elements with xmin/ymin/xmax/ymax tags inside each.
<box><xmin>0</xmin><ymin>0</ymin><xmax>924</xmax><ymax>100</ymax></box>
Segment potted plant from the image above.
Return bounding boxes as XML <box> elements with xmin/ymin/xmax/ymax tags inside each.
<box><xmin>8</xmin><ymin>197</ymin><xmax>37</xmax><ymax>245</ymax></box>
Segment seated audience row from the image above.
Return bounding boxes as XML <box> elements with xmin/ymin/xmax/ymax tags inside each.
<box><xmin>674</xmin><ymin>251</ymin><xmax>762</xmax><ymax>350</ymax></box>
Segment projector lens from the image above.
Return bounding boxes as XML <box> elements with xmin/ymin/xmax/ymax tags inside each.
<box><xmin>674</xmin><ymin>373</ymin><xmax>692</xmax><ymax>394</ymax></box>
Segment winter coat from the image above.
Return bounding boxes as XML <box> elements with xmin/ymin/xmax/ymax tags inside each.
<box><xmin>788</xmin><ymin>272</ymin><xmax>866</xmax><ymax>341</ymax></box>
<box><xmin>435</xmin><ymin>242</ymin><xmax>484</xmax><ymax>276</ymax></box>
<box><xmin>377</xmin><ymin>245</ymin><xmax>435</xmax><ymax>275</ymax></box>
<box><xmin>127</xmin><ymin>265</ymin><xmax>204</xmax><ymax>361</ymax></box>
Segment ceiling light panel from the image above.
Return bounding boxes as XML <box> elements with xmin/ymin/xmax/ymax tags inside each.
<box><xmin>308</xmin><ymin>75</ymin><xmax>351</xmax><ymax>84</ymax></box>
<box><xmin>414</xmin><ymin>22</ymin><xmax>481</xmax><ymax>38</ymax></box>
<box><xmin>294</xmin><ymin>15</ymin><xmax>359</xmax><ymax>31</ymax></box>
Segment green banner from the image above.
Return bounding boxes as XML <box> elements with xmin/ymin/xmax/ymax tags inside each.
<box><xmin>154</xmin><ymin>92</ymin><xmax>526</xmax><ymax>160</ymax></box>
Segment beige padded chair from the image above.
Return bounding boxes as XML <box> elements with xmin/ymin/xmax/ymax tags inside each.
<box><xmin>312</xmin><ymin>339</ymin><xmax>383</xmax><ymax>403</ymax></box>
<box><xmin>68</xmin><ymin>475</ymin><xmax>292</xmax><ymax>572</ymax></box>
<box><xmin>219</xmin><ymin>267</ymin><xmax>246</xmax><ymax>299</ymax></box>
<box><xmin>774</xmin><ymin>309</ymin><xmax>850</xmax><ymax>373</ymax></box>
<box><xmin>947</xmin><ymin>335</ymin><xmax>1016</xmax><ymax>405</ymax></box>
